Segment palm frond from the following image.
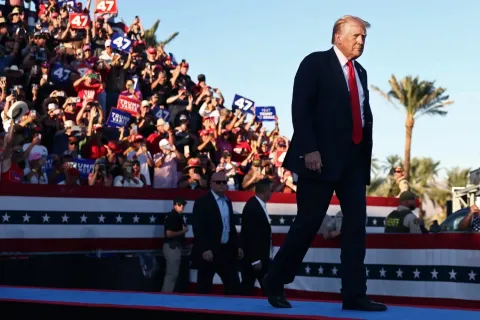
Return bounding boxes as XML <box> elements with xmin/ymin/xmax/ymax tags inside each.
<box><xmin>160</xmin><ymin>32</ymin><xmax>179</xmax><ymax>47</ymax></box>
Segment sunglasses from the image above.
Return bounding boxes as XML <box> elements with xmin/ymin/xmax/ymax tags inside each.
<box><xmin>175</xmin><ymin>203</ymin><xmax>185</xmax><ymax>207</ymax></box>
<box><xmin>394</xmin><ymin>170</ymin><xmax>403</xmax><ymax>173</ymax></box>
<box><xmin>213</xmin><ymin>180</ymin><xmax>227</xmax><ymax>185</ymax></box>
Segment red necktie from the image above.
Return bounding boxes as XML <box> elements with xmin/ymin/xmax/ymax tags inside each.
<box><xmin>347</xmin><ymin>60</ymin><xmax>363</xmax><ymax>144</ymax></box>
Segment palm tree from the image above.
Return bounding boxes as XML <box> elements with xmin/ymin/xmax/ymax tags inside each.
<box><xmin>371</xmin><ymin>155</ymin><xmax>381</xmax><ymax>177</ymax></box>
<box><xmin>144</xmin><ymin>19</ymin><xmax>179</xmax><ymax>48</ymax></box>
<box><xmin>366</xmin><ymin>176</ymin><xmax>386</xmax><ymax>196</ymax></box>
<box><xmin>371</xmin><ymin>76</ymin><xmax>453</xmax><ymax>180</ymax></box>
<box><xmin>381</xmin><ymin>154</ymin><xmax>402</xmax><ymax>175</ymax></box>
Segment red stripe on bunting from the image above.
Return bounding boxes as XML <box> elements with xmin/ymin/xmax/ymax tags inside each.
<box><xmin>0</xmin><ymin>183</ymin><xmax>399</xmax><ymax>206</ymax></box>
<box><xmin>273</xmin><ymin>233</ymin><xmax>480</xmax><ymax>250</ymax></box>
<box><xmin>2</xmin><ymin>233</ymin><xmax>480</xmax><ymax>253</ymax></box>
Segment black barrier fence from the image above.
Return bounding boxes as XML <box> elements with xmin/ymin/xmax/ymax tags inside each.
<box><xmin>0</xmin><ymin>253</ymin><xmax>191</xmax><ymax>292</ymax></box>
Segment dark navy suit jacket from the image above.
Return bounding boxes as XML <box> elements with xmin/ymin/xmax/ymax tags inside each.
<box><xmin>283</xmin><ymin>47</ymin><xmax>373</xmax><ymax>185</ymax></box>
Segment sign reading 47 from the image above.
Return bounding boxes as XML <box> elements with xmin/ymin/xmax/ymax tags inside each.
<box><xmin>69</xmin><ymin>13</ymin><xmax>90</xmax><ymax>29</ymax></box>
<box><xmin>95</xmin><ymin>0</ymin><xmax>118</xmax><ymax>14</ymax></box>
<box><xmin>111</xmin><ymin>33</ymin><xmax>132</xmax><ymax>52</ymax></box>
<box><xmin>232</xmin><ymin>94</ymin><xmax>255</xmax><ymax>114</ymax></box>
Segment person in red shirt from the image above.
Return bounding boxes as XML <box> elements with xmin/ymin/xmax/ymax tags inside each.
<box><xmin>73</xmin><ymin>71</ymin><xmax>104</xmax><ymax>107</ymax></box>
<box><xmin>231</xmin><ymin>129</ymin><xmax>252</xmax><ymax>163</ymax></box>
<box><xmin>1</xmin><ymin>145</ymin><xmax>25</xmax><ymax>184</ymax></box>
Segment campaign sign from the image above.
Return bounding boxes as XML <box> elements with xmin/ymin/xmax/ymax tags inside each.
<box><xmin>95</xmin><ymin>0</ymin><xmax>118</xmax><ymax>14</ymax></box>
<box><xmin>169</xmin><ymin>53</ymin><xmax>178</xmax><ymax>67</ymax></box>
<box><xmin>51</xmin><ymin>63</ymin><xmax>72</xmax><ymax>84</ymax></box>
<box><xmin>255</xmin><ymin>106</ymin><xmax>276</xmax><ymax>121</ymax></box>
<box><xmin>232</xmin><ymin>94</ymin><xmax>255</xmax><ymax>114</ymax></box>
<box><xmin>116</xmin><ymin>95</ymin><xmax>140</xmax><ymax>115</ymax></box>
<box><xmin>132</xmin><ymin>75</ymin><xmax>140</xmax><ymax>91</ymax></box>
<box><xmin>74</xmin><ymin>158</ymin><xmax>95</xmax><ymax>179</ymax></box>
<box><xmin>152</xmin><ymin>107</ymin><xmax>170</xmax><ymax>122</ymax></box>
<box><xmin>42</xmin><ymin>155</ymin><xmax>54</xmax><ymax>176</ymax></box>
<box><xmin>69</xmin><ymin>13</ymin><xmax>90</xmax><ymax>29</ymax></box>
<box><xmin>107</xmin><ymin>108</ymin><xmax>131</xmax><ymax>128</ymax></box>
<box><xmin>111</xmin><ymin>33</ymin><xmax>132</xmax><ymax>53</ymax></box>
<box><xmin>75</xmin><ymin>63</ymin><xmax>91</xmax><ymax>77</ymax></box>
<box><xmin>59</xmin><ymin>0</ymin><xmax>77</xmax><ymax>12</ymax></box>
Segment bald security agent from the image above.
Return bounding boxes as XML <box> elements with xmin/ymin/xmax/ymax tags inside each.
<box><xmin>262</xmin><ymin>15</ymin><xmax>387</xmax><ymax>312</ymax></box>
<box><xmin>191</xmin><ymin>172</ymin><xmax>244</xmax><ymax>295</ymax></box>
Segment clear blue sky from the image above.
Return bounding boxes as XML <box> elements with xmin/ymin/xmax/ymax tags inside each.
<box><xmin>117</xmin><ymin>0</ymin><xmax>480</xmax><ymax>178</ymax></box>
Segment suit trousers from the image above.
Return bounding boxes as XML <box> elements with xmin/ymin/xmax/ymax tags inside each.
<box><xmin>241</xmin><ymin>259</ymin><xmax>270</xmax><ymax>296</ymax></box>
<box><xmin>196</xmin><ymin>245</ymin><xmax>241</xmax><ymax>295</ymax></box>
<box><xmin>162</xmin><ymin>243</ymin><xmax>182</xmax><ymax>293</ymax></box>
<box><xmin>268</xmin><ymin>143</ymin><xmax>367</xmax><ymax>299</ymax></box>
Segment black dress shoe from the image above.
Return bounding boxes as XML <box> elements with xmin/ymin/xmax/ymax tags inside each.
<box><xmin>342</xmin><ymin>296</ymin><xmax>387</xmax><ymax>312</ymax></box>
<box><xmin>262</xmin><ymin>275</ymin><xmax>292</xmax><ymax>308</ymax></box>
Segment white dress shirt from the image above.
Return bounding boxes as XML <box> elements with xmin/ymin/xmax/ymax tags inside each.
<box><xmin>333</xmin><ymin>45</ymin><xmax>365</xmax><ymax>127</ymax></box>
<box><xmin>211</xmin><ymin>191</ymin><xmax>230</xmax><ymax>244</ymax></box>
<box><xmin>252</xmin><ymin>196</ymin><xmax>273</xmax><ymax>266</ymax></box>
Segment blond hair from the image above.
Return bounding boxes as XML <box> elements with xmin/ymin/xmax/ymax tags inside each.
<box><xmin>331</xmin><ymin>15</ymin><xmax>371</xmax><ymax>44</ymax></box>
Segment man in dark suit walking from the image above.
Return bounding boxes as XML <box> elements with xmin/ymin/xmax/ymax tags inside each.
<box><xmin>263</xmin><ymin>15</ymin><xmax>387</xmax><ymax>312</ymax></box>
<box><xmin>191</xmin><ymin>171</ymin><xmax>244</xmax><ymax>295</ymax></box>
<box><xmin>240</xmin><ymin>178</ymin><xmax>273</xmax><ymax>295</ymax></box>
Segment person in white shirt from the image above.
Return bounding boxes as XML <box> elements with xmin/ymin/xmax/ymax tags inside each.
<box><xmin>24</xmin><ymin>153</ymin><xmax>48</xmax><ymax>184</ymax></box>
<box><xmin>113</xmin><ymin>161</ymin><xmax>144</xmax><ymax>188</ymax></box>
<box><xmin>126</xmin><ymin>135</ymin><xmax>153</xmax><ymax>186</ymax></box>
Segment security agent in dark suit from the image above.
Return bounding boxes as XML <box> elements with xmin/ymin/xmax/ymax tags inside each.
<box><xmin>263</xmin><ymin>15</ymin><xmax>386</xmax><ymax>312</ymax></box>
<box><xmin>240</xmin><ymin>178</ymin><xmax>273</xmax><ymax>295</ymax></box>
<box><xmin>191</xmin><ymin>171</ymin><xmax>244</xmax><ymax>295</ymax></box>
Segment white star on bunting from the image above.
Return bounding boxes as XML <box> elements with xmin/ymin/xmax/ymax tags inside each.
<box><xmin>379</xmin><ymin>268</ymin><xmax>386</xmax><ymax>277</ymax></box>
<box><xmin>61</xmin><ymin>214</ymin><xmax>69</xmax><ymax>223</ymax></box>
<box><xmin>365</xmin><ymin>268</ymin><xmax>370</xmax><ymax>277</ymax></box>
<box><xmin>133</xmin><ymin>215</ymin><xmax>140</xmax><ymax>223</ymax></box>
<box><xmin>468</xmin><ymin>270</ymin><xmax>476</xmax><ymax>281</ymax></box>
<box><xmin>268</xmin><ymin>217</ymin><xmax>272</xmax><ymax>224</ymax></box>
<box><xmin>279</xmin><ymin>217</ymin><xmax>285</xmax><ymax>224</ymax></box>
<box><xmin>98</xmin><ymin>215</ymin><xmax>105</xmax><ymax>223</ymax></box>
<box><xmin>42</xmin><ymin>214</ymin><xmax>50</xmax><ymax>223</ymax></box>
<box><xmin>413</xmin><ymin>268</ymin><xmax>420</xmax><ymax>279</ymax></box>
<box><xmin>449</xmin><ymin>269</ymin><xmax>457</xmax><ymax>280</ymax></box>
<box><xmin>396</xmin><ymin>268</ymin><xmax>403</xmax><ymax>278</ymax></box>
<box><xmin>332</xmin><ymin>266</ymin><xmax>338</xmax><ymax>276</ymax></box>
<box><xmin>149</xmin><ymin>215</ymin><xmax>156</xmax><ymax>223</ymax></box>
<box><xmin>80</xmin><ymin>214</ymin><xmax>88</xmax><ymax>223</ymax></box>
<box><xmin>23</xmin><ymin>213</ymin><xmax>30</xmax><ymax>223</ymax></box>
<box><xmin>305</xmin><ymin>265</ymin><xmax>310</xmax><ymax>274</ymax></box>
<box><xmin>372</xmin><ymin>219</ymin><xmax>377</xmax><ymax>226</ymax></box>
<box><xmin>318</xmin><ymin>266</ymin><xmax>324</xmax><ymax>275</ymax></box>
<box><xmin>431</xmin><ymin>269</ymin><xmax>438</xmax><ymax>279</ymax></box>
<box><xmin>2</xmin><ymin>213</ymin><xmax>10</xmax><ymax>222</ymax></box>
<box><xmin>116</xmin><ymin>215</ymin><xmax>123</xmax><ymax>223</ymax></box>
<box><xmin>383</xmin><ymin>219</ymin><xmax>386</xmax><ymax>225</ymax></box>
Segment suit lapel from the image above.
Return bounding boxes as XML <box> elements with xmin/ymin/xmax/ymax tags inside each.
<box><xmin>328</xmin><ymin>48</ymin><xmax>350</xmax><ymax>99</ymax></box>
<box><xmin>208</xmin><ymin>192</ymin><xmax>222</xmax><ymax>220</ymax></box>
<box><xmin>354</xmin><ymin>61</ymin><xmax>373</xmax><ymax>122</ymax></box>
<box><xmin>254</xmin><ymin>197</ymin><xmax>271</xmax><ymax>234</ymax></box>
<box><xmin>354</xmin><ymin>61</ymin><xmax>368</xmax><ymax>95</ymax></box>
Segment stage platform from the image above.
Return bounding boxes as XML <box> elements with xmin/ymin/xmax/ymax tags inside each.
<box><xmin>0</xmin><ymin>286</ymin><xmax>479</xmax><ymax>319</ymax></box>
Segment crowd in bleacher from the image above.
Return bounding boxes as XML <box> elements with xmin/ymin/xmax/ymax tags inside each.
<box><xmin>0</xmin><ymin>0</ymin><xmax>297</xmax><ymax>192</ymax></box>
